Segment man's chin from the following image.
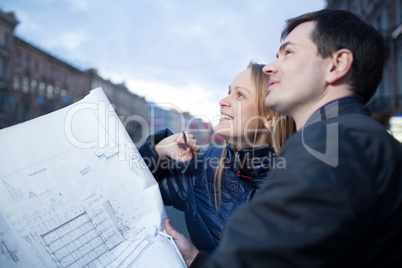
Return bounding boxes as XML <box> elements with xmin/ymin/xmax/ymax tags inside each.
<box><xmin>264</xmin><ymin>97</ymin><xmax>275</xmax><ymax>109</ymax></box>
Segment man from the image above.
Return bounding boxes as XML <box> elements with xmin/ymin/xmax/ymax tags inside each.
<box><xmin>166</xmin><ymin>9</ymin><xmax>402</xmax><ymax>267</ymax></box>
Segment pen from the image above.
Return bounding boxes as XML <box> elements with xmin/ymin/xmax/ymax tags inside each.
<box><xmin>182</xmin><ymin>130</ymin><xmax>189</xmax><ymax>148</ymax></box>
<box><xmin>182</xmin><ymin>130</ymin><xmax>196</xmax><ymax>159</ymax></box>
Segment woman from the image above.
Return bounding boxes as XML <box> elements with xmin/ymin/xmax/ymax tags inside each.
<box><xmin>139</xmin><ymin>62</ymin><xmax>295</xmax><ymax>253</ymax></box>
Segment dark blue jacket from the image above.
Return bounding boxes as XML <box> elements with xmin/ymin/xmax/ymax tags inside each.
<box><xmin>195</xmin><ymin>97</ymin><xmax>402</xmax><ymax>268</ymax></box>
<box><xmin>139</xmin><ymin>129</ymin><xmax>277</xmax><ymax>253</ymax></box>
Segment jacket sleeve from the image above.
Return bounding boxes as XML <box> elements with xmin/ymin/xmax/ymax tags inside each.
<box><xmin>139</xmin><ymin>128</ymin><xmax>196</xmax><ymax>211</ymax></box>
<box><xmin>200</xmin><ymin>124</ymin><xmax>375</xmax><ymax>268</ymax></box>
<box><xmin>189</xmin><ymin>251</ymin><xmax>210</xmax><ymax>268</ymax></box>
<box><xmin>139</xmin><ymin>128</ymin><xmax>174</xmax><ymax>179</ymax></box>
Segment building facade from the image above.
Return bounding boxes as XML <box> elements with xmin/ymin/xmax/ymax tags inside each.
<box><xmin>10</xmin><ymin>37</ymin><xmax>91</xmax><ymax>125</ymax></box>
<box><xmin>326</xmin><ymin>0</ymin><xmax>402</xmax><ymax>126</ymax></box>
<box><xmin>146</xmin><ymin>104</ymin><xmax>215</xmax><ymax>148</ymax></box>
<box><xmin>0</xmin><ymin>9</ymin><xmax>150</xmax><ymax>147</ymax></box>
<box><xmin>0</xmin><ymin>9</ymin><xmax>213</xmax><ymax>148</ymax></box>
<box><xmin>88</xmin><ymin>68</ymin><xmax>148</xmax><ymax>146</ymax></box>
<box><xmin>0</xmin><ymin>11</ymin><xmax>18</xmax><ymax>128</ymax></box>
<box><xmin>147</xmin><ymin>102</ymin><xmax>184</xmax><ymax>134</ymax></box>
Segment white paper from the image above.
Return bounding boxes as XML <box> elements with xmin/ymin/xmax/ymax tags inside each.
<box><xmin>0</xmin><ymin>88</ymin><xmax>185</xmax><ymax>268</ymax></box>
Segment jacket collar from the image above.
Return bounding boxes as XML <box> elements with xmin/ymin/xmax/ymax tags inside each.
<box><xmin>225</xmin><ymin>142</ymin><xmax>276</xmax><ymax>178</ymax></box>
<box><xmin>226</xmin><ymin>142</ymin><xmax>275</xmax><ymax>158</ymax></box>
<box><xmin>304</xmin><ymin>97</ymin><xmax>368</xmax><ymax>128</ymax></box>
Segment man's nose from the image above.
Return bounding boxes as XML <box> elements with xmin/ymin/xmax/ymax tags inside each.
<box><xmin>262</xmin><ymin>61</ymin><xmax>277</xmax><ymax>75</ymax></box>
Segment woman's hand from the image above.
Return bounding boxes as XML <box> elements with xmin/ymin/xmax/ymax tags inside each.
<box><xmin>155</xmin><ymin>132</ymin><xmax>200</xmax><ymax>162</ymax></box>
<box><xmin>164</xmin><ymin>219</ymin><xmax>199</xmax><ymax>267</ymax></box>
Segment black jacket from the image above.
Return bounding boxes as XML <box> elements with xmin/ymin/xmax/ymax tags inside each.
<box><xmin>139</xmin><ymin>129</ymin><xmax>277</xmax><ymax>253</ymax></box>
<box><xmin>195</xmin><ymin>97</ymin><xmax>402</xmax><ymax>267</ymax></box>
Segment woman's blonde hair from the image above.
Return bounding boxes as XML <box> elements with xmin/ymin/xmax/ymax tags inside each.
<box><xmin>213</xmin><ymin>61</ymin><xmax>295</xmax><ymax>211</ymax></box>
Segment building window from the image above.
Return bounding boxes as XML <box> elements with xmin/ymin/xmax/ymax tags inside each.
<box><xmin>22</xmin><ymin>77</ymin><xmax>30</xmax><ymax>94</ymax></box>
<box><xmin>13</xmin><ymin>102</ymin><xmax>19</xmax><ymax>121</ymax></box>
<box><xmin>23</xmin><ymin>102</ymin><xmax>30</xmax><ymax>121</ymax></box>
<box><xmin>358</xmin><ymin>0</ymin><xmax>363</xmax><ymax>15</ymax></box>
<box><xmin>0</xmin><ymin>58</ymin><xmax>7</xmax><ymax>78</ymax></box>
<box><xmin>376</xmin><ymin>16</ymin><xmax>382</xmax><ymax>33</ymax></box>
<box><xmin>0</xmin><ymin>93</ymin><xmax>5</xmax><ymax>112</ymax></box>
<box><xmin>39</xmin><ymin>82</ymin><xmax>46</xmax><ymax>96</ymax></box>
<box><xmin>61</xmin><ymin>89</ymin><xmax>69</xmax><ymax>105</ymax></box>
<box><xmin>42</xmin><ymin>63</ymin><xmax>47</xmax><ymax>75</ymax></box>
<box><xmin>3</xmin><ymin>32</ymin><xmax>10</xmax><ymax>48</ymax></box>
<box><xmin>61</xmin><ymin>89</ymin><xmax>68</xmax><ymax>97</ymax></box>
<box><xmin>34</xmin><ymin>59</ymin><xmax>39</xmax><ymax>71</ymax></box>
<box><xmin>398</xmin><ymin>54</ymin><xmax>402</xmax><ymax>95</ymax></box>
<box><xmin>25</xmin><ymin>55</ymin><xmax>31</xmax><ymax>70</ymax></box>
<box><xmin>31</xmin><ymin>79</ymin><xmax>38</xmax><ymax>94</ymax></box>
<box><xmin>399</xmin><ymin>0</ymin><xmax>402</xmax><ymax>24</ymax></box>
<box><xmin>16</xmin><ymin>52</ymin><xmax>22</xmax><ymax>66</ymax></box>
<box><xmin>13</xmin><ymin>75</ymin><xmax>21</xmax><ymax>90</ymax></box>
<box><xmin>46</xmin><ymin>84</ymin><xmax>54</xmax><ymax>99</ymax></box>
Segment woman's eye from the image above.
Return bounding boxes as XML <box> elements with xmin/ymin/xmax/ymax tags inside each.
<box><xmin>285</xmin><ymin>49</ymin><xmax>292</xmax><ymax>55</ymax></box>
<box><xmin>238</xmin><ymin>92</ymin><xmax>244</xmax><ymax>98</ymax></box>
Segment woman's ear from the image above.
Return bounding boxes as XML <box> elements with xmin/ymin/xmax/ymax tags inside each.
<box><xmin>326</xmin><ymin>48</ymin><xmax>354</xmax><ymax>84</ymax></box>
<box><xmin>263</xmin><ymin>111</ymin><xmax>275</xmax><ymax>129</ymax></box>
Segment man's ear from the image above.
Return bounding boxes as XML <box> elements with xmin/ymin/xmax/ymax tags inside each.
<box><xmin>326</xmin><ymin>49</ymin><xmax>354</xmax><ymax>84</ymax></box>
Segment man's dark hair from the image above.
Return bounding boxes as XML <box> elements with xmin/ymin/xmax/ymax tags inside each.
<box><xmin>281</xmin><ymin>9</ymin><xmax>386</xmax><ymax>103</ymax></box>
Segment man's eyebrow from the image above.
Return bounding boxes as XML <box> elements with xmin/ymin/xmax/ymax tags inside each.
<box><xmin>276</xmin><ymin>41</ymin><xmax>293</xmax><ymax>58</ymax></box>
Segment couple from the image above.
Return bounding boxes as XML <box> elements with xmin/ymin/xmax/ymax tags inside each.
<box><xmin>142</xmin><ymin>9</ymin><xmax>402</xmax><ymax>268</ymax></box>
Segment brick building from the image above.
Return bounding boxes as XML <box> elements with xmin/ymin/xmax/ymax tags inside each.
<box><xmin>10</xmin><ymin>37</ymin><xmax>91</xmax><ymax>125</ymax></box>
<box><xmin>0</xmin><ymin>9</ymin><xmax>149</xmax><ymax>146</ymax></box>
<box><xmin>88</xmin><ymin>68</ymin><xmax>147</xmax><ymax>145</ymax></box>
<box><xmin>0</xmin><ymin>11</ymin><xmax>18</xmax><ymax>128</ymax></box>
<box><xmin>326</xmin><ymin>0</ymin><xmax>402</xmax><ymax>127</ymax></box>
<box><xmin>0</xmin><ymin>9</ymin><xmax>214</xmax><ymax>147</ymax></box>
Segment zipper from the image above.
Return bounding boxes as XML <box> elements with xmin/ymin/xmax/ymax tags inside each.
<box><xmin>237</xmin><ymin>172</ymin><xmax>251</xmax><ymax>179</ymax></box>
<box><xmin>235</xmin><ymin>151</ymin><xmax>251</xmax><ymax>179</ymax></box>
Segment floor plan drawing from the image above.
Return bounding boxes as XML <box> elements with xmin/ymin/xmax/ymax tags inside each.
<box><xmin>0</xmin><ymin>88</ymin><xmax>185</xmax><ymax>267</ymax></box>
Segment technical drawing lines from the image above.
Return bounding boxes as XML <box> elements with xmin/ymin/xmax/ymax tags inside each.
<box><xmin>2</xmin><ymin>180</ymin><xmax>24</xmax><ymax>203</ymax></box>
<box><xmin>41</xmin><ymin>212</ymin><xmax>115</xmax><ymax>268</ymax></box>
<box><xmin>93</xmin><ymin>147</ymin><xmax>119</xmax><ymax>161</ymax></box>
<box><xmin>103</xmin><ymin>201</ymin><xmax>129</xmax><ymax>239</ymax></box>
<box><xmin>1</xmin><ymin>240</ymin><xmax>19</xmax><ymax>263</ymax></box>
<box><xmin>114</xmin><ymin>239</ymin><xmax>151</xmax><ymax>268</ymax></box>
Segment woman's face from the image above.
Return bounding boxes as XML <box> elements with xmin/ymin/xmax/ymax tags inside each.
<box><xmin>214</xmin><ymin>68</ymin><xmax>266</xmax><ymax>149</ymax></box>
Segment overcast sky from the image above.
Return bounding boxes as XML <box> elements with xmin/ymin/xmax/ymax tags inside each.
<box><xmin>1</xmin><ymin>0</ymin><xmax>326</xmax><ymax>126</ymax></box>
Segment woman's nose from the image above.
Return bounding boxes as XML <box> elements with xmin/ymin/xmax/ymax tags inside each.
<box><xmin>219</xmin><ymin>95</ymin><xmax>231</xmax><ymax>107</ymax></box>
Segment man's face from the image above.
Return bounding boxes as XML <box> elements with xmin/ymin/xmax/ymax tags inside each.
<box><xmin>263</xmin><ymin>21</ymin><xmax>330</xmax><ymax>122</ymax></box>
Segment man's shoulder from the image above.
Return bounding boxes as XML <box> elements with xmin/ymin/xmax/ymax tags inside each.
<box><xmin>335</xmin><ymin>111</ymin><xmax>397</xmax><ymax>148</ymax></box>
<box><xmin>282</xmin><ymin>111</ymin><xmax>402</xmax><ymax>165</ymax></box>
<box><xmin>303</xmin><ymin>109</ymin><xmax>389</xmax><ymax>140</ymax></box>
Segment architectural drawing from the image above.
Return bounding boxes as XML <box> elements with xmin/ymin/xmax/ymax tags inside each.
<box><xmin>0</xmin><ymin>88</ymin><xmax>185</xmax><ymax>267</ymax></box>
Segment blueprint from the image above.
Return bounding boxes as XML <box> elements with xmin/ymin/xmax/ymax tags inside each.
<box><xmin>0</xmin><ymin>88</ymin><xmax>186</xmax><ymax>267</ymax></box>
